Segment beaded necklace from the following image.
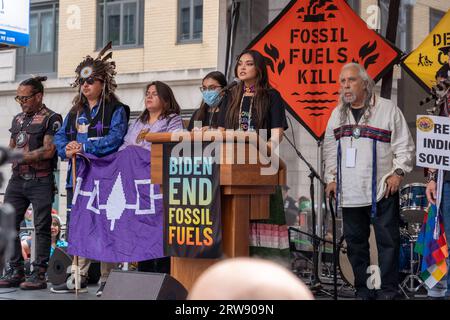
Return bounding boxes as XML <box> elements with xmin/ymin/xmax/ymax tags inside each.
<box><xmin>16</xmin><ymin>106</ymin><xmax>44</xmax><ymax>148</ymax></box>
<box><xmin>243</xmin><ymin>85</ymin><xmax>255</xmax><ymax>94</ymax></box>
<box><xmin>238</xmin><ymin>94</ymin><xmax>254</xmax><ymax>131</ymax></box>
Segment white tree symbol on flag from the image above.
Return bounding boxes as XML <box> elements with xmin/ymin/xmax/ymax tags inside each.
<box><xmin>72</xmin><ymin>173</ymin><xmax>163</xmax><ymax>231</ymax></box>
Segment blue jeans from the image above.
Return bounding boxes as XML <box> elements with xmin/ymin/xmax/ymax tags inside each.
<box><xmin>427</xmin><ymin>181</ymin><xmax>450</xmax><ymax>297</ymax></box>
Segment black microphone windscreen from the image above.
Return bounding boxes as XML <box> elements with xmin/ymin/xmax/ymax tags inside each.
<box><xmin>222</xmin><ymin>78</ymin><xmax>241</xmax><ymax>92</ymax></box>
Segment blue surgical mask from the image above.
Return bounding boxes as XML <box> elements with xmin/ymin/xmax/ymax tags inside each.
<box><xmin>202</xmin><ymin>90</ymin><xmax>222</xmax><ymax>107</ymax></box>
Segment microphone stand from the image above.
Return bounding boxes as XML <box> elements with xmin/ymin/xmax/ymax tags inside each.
<box><xmin>283</xmin><ymin>133</ymin><xmax>337</xmax><ymax>299</ymax></box>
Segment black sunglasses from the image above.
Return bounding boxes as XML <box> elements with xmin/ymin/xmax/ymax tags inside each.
<box><xmin>79</xmin><ymin>77</ymin><xmax>102</xmax><ymax>85</ymax></box>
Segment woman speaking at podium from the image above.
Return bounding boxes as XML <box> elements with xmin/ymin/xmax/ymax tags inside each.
<box><xmin>218</xmin><ymin>49</ymin><xmax>289</xmax><ymax>259</ymax></box>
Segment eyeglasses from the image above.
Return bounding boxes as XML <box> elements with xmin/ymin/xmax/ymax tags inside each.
<box><xmin>15</xmin><ymin>92</ymin><xmax>38</xmax><ymax>104</ymax></box>
<box><xmin>145</xmin><ymin>92</ymin><xmax>159</xmax><ymax>98</ymax></box>
<box><xmin>199</xmin><ymin>86</ymin><xmax>222</xmax><ymax>92</ymax></box>
<box><xmin>79</xmin><ymin>77</ymin><xmax>101</xmax><ymax>86</ymax></box>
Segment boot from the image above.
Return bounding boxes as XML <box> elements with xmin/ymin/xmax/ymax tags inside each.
<box><xmin>0</xmin><ymin>267</ymin><xmax>25</xmax><ymax>288</ymax></box>
<box><xmin>20</xmin><ymin>267</ymin><xmax>47</xmax><ymax>290</ymax></box>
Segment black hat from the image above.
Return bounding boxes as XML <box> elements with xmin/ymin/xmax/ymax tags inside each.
<box><xmin>439</xmin><ymin>46</ymin><xmax>450</xmax><ymax>55</ymax></box>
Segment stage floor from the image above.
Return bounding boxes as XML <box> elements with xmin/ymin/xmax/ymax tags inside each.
<box><xmin>0</xmin><ymin>284</ymin><xmax>99</xmax><ymax>300</ymax></box>
<box><xmin>0</xmin><ymin>281</ymin><xmax>431</xmax><ymax>300</ymax></box>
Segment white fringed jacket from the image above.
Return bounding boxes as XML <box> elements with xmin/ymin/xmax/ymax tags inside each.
<box><xmin>323</xmin><ymin>95</ymin><xmax>415</xmax><ymax>214</ymax></box>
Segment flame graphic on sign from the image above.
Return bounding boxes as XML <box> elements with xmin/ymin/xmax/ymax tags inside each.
<box><xmin>263</xmin><ymin>43</ymin><xmax>286</xmax><ymax>75</ymax></box>
<box><xmin>352</xmin><ymin>41</ymin><xmax>380</xmax><ymax>70</ymax></box>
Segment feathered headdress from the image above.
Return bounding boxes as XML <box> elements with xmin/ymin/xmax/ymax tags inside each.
<box><xmin>69</xmin><ymin>42</ymin><xmax>118</xmax><ymax>134</ymax></box>
<box><xmin>71</xmin><ymin>41</ymin><xmax>117</xmax><ymax>95</ymax></box>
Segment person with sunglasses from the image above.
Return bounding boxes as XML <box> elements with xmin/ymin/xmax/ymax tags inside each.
<box><xmin>52</xmin><ymin>42</ymin><xmax>130</xmax><ymax>296</ymax></box>
<box><xmin>187</xmin><ymin>71</ymin><xmax>227</xmax><ymax>131</ymax></box>
<box><xmin>0</xmin><ymin>76</ymin><xmax>62</xmax><ymax>290</ymax></box>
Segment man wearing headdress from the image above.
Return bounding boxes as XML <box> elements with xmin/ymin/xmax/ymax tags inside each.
<box><xmin>0</xmin><ymin>76</ymin><xmax>62</xmax><ymax>290</ymax></box>
<box><xmin>51</xmin><ymin>42</ymin><xmax>130</xmax><ymax>296</ymax></box>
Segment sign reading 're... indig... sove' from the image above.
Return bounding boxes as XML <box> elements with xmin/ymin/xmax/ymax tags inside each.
<box><xmin>416</xmin><ymin>115</ymin><xmax>450</xmax><ymax>171</ymax></box>
<box><xmin>249</xmin><ymin>0</ymin><xmax>401</xmax><ymax>140</ymax></box>
<box><xmin>163</xmin><ymin>142</ymin><xmax>222</xmax><ymax>259</ymax></box>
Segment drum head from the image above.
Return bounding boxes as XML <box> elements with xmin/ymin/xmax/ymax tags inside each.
<box><xmin>338</xmin><ymin>225</ymin><xmax>378</xmax><ymax>287</ymax></box>
<box><xmin>399</xmin><ymin>183</ymin><xmax>428</xmax><ymax>214</ymax></box>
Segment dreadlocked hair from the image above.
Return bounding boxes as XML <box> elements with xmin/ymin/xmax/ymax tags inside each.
<box><xmin>20</xmin><ymin>76</ymin><xmax>48</xmax><ymax>94</ymax></box>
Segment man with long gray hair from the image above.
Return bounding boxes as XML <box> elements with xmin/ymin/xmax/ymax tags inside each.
<box><xmin>323</xmin><ymin>63</ymin><xmax>414</xmax><ymax>300</ymax></box>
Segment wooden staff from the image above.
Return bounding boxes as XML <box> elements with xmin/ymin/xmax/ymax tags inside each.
<box><xmin>71</xmin><ymin>154</ymin><xmax>80</xmax><ymax>295</ymax></box>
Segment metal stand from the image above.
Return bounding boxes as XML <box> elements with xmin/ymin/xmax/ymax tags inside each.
<box><xmin>328</xmin><ymin>196</ymin><xmax>338</xmax><ymax>300</ymax></box>
<box><xmin>399</xmin><ymin>236</ymin><xmax>424</xmax><ymax>299</ymax></box>
<box><xmin>283</xmin><ymin>134</ymin><xmax>337</xmax><ymax>299</ymax></box>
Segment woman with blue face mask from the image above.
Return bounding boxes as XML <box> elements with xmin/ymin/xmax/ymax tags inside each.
<box><xmin>187</xmin><ymin>71</ymin><xmax>227</xmax><ymax>131</ymax></box>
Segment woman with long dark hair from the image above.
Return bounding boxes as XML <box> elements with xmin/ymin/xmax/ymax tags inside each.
<box><xmin>219</xmin><ymin>49</ymin><xmax>289</xmax><ymax>259</ymax></box>
<box><xmin>120</xmin><ymin>81</ymin><xmax>182</xmax><ymax>274</ymax></box>
<box><xmin>120</xmin><ymin>81</ymin><xmax>183</xmax><ymax>151</ymax></box>
<box><xmin>219</xmin><ymin>49</ymin><xmax>287</xmax><ymax>148</ymax></box>
<box><xmin>187</xmin><ymin>71</ymin><xmax>227</xmax><ymax>131</ymax></box>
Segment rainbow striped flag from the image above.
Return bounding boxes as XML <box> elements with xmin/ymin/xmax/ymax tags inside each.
<box><xmin>414</xmin><ymin>204</ymin><xmax>448</xmax><ymax>289</ymax></box>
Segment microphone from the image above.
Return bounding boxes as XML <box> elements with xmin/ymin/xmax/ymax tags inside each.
<box><xmin>221</xmin><ymin>78</ymin><xmax>242</xmax><ymax>93</ymax></box>
<box><xmin>0</xmin><ymin>147</ymin><xmax>23</xmax><ymax>166</ymax></box>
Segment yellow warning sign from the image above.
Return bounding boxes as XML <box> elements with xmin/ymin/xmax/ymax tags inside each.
<box><xmin>403</xmin><ymin>10</ymin><xmax>450</xmax><ymax>91</ymax></box>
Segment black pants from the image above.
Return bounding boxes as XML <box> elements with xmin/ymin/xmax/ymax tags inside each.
<box><xmin>5</xmin><ymin>175</ymin><xmax>54</xmax><ymax>269</ymax></box>
<box><xmin>342</xmin><ymin>193</ymin><xmax>400</xmax><ymax>298</ymax></box>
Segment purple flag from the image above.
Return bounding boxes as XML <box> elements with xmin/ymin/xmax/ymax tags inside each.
<box><xmin>67</xmin><ymin>146</ymin><xmax>164</xmax><ymax>262</ymax></box>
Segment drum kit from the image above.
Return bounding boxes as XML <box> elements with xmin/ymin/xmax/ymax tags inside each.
<box><xmin>338</xmin><ymin>183</ymin><xmax>427</xmax><ymax>299</ymax></box>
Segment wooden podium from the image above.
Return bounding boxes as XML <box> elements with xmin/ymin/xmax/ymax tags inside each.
<box><xmin>146</xmin><ymin>131</ymin><xmax>286</xmax><ymax>291</ymax></box>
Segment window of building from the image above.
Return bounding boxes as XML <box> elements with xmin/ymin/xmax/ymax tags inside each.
<box><xmin>97</xmin><ymin>0</ymin><xmax>144</xmax><ymax>49</ymax></box>
<box><xmin>177</xmin><ymin>0</ymin><xmax>203</xmax><ymax>43</ymax></box>
<box><xmin>16</xmin><ymin>2</ymin><xmax>58</xmax><ymax>77</ymax></box>
<box><xmin>346</xmin><ymin>0</ymin><xmax>360</xmax><ymax>15</ymax></box>
<box><xmin>430</xmin><ymin>8</ymin><xmax>445</xmax><ymax>32</ymax></box>
<box><xmin>379</xmin><ymin>0</ymin><xmax>413</xmax><ymax>53</ymax></box>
